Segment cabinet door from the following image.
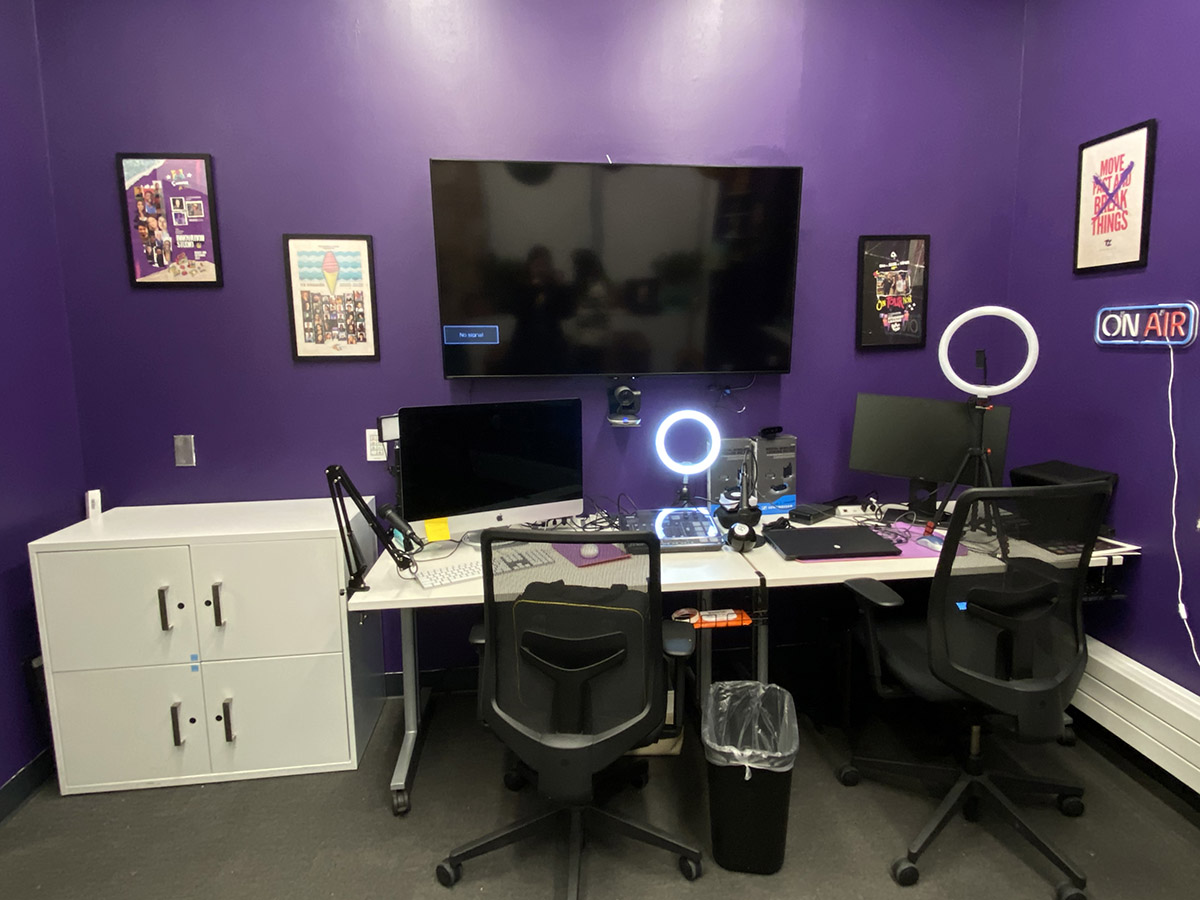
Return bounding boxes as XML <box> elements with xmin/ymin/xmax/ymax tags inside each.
<box><xmin>36</xmin><ymin>547</ymin><xmax>198</xmax><ymax>671</ymax></box>
<box><xmin>202</xmin><ymin>654</ymin><xmax>350</xmax><ymax>774</ymax></box>
<box><xmin>52</xmin><ymin>665</ymin><xmax>210</xmax><ymax>790</ymax></box>
<box><xmin>191</xmin><ymin>539</ymin><xmax>341</xmax><ymax>661</ymax></box>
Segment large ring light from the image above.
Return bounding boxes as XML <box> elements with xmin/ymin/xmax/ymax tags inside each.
<box><xmin>655</xmin><ymin>409</ymin><xmax>721</xmax><ymax>475</ymax></box>
<box><xmin>938</xmin><ymin>305</ymin><xmax>1039</xmax><ymax>397</ymax></box>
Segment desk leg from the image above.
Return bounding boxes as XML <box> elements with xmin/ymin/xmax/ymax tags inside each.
<box><xmin>752</xmin><ymin>575</ymin><xmax>769</xmax><ymax>683</ymax></box>
<box><xmin>697</xmin><ymin>590</ymin><xmax>713</xmax><ymax>708</ymax></box>
<box><xmin>390</xmin><ymin>606</ymin><xmax>432</xmax><ymax>816</ymax></box>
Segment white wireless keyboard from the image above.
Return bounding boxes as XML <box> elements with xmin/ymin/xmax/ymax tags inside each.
<box><xmin>414</xmin><ymin>545</ymin><xmax>557</xmax><ymax>589</ymax></box>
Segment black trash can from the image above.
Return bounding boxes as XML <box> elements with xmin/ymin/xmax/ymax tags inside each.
<box><xmin>702</xmin><ymin>681</ymin><xmax>799</xmax><ymax>874</ymax></box>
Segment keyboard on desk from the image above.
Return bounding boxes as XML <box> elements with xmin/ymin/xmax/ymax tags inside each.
<box><xmin>414</xmin><ymin>545</ymin><xmax>557</xmax><ymax>589</ymax></box>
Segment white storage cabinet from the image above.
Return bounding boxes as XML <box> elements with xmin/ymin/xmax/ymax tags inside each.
<box><xmin>29</xmin><ymin>499</ymin><xmax>384</xmax><ymax>794</ymax></box>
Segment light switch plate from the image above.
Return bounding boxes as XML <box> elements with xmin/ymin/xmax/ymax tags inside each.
<box><xmin>366</xmin><ymin>428</ymin><xmax>388</xmax><ymax>461</ymax></box>
<box><xmin>174</xmin><ymin>435</ymin><xmax>196</xmax><ymax>467</ymax></box>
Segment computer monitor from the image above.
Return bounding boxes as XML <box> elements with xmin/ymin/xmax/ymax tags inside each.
<box><xmin>848</xmin><ymin>392</ymin><xmax>1012</xmax><ymax>518</ymax></box>
<box><xmin>395</xmin><ymin>398</ymin><xmax>584</xmax><ymax>540</ymax></box>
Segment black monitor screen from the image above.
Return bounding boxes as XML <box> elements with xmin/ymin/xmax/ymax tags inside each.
<box><xmin>848</xmin><ymin>393</ymin><xmax>1011</xmax><ymax>488</ymax></box>
<box><xmin>396</xmin><ymin>398</ymin><xmax>583</xmax><ymax>522</ymax></box>
<box><xmin>430</xmin><ymin>160</ymin><xmax>802</xmax><ymax>377</ymax></box>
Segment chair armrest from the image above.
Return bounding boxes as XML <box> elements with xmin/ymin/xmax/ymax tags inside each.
<box><xmin>845</xmin><ymin>577</ymin><xmax>905</xmax><ymax>609</ymax></box>
<box><xmin>662</xmin><ymin>619</ymin><xmax>696</xmax><ymax>658</ymax></box>
<box><xmin>844</xmin><ymin>578</ymin><xmax>906</xmax><ymax>699</ymax></box>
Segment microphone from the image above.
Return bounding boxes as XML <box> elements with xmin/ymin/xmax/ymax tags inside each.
<box><xmin>379</xmin><ymin>504</ymin><xmax>424</xmax><ymax>549</ymax></box>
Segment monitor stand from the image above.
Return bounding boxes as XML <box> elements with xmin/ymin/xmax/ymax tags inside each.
<box><xmin>907</xmin><ymin>478</ymin><xmax>940</xmax><ymax>522</ymax></box>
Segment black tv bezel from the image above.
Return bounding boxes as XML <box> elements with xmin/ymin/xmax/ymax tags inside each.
<box><xmin>428</xmin><ymin>158</ymin><xmax>803</xmax><ymax>379</ymax></box>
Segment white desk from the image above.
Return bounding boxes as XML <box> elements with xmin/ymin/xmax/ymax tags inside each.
<box><xmin>349</xmin><ymin>541</ymin><xmax>759</xmax><ymax>814</ymax></box>
<box><xmin>351</xmin><ymin>521</ymin><xmax>1139</xmax><ymax>815</ymax></box>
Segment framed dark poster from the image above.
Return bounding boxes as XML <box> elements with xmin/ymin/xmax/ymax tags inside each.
<box><xmin>1074</xmin><ymin>119</ymin><xmax>1156</xmax><ymax>273</ymax></box>
<box><xmin>116</xmin><ymin>154</ymin><xmax>222</xmax><ymax>287</ymax></box>
<box><xmin>857</xmin><ymin>235</ymin><xmax>929</xmax><ymax>349</ymax></box>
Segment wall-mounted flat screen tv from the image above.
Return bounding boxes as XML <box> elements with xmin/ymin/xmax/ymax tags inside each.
<box><xmin>429</xmin><ymin>160</ymin><xmax>802</xmax><ymax>378</ymax></box>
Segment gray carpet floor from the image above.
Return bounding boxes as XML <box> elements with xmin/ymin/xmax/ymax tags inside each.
<box><xmin>2</xmin><ymin>693</ymin><xmax>1199</xmax><ymax>900</ymax></box>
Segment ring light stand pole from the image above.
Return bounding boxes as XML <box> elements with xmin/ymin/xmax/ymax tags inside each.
<box><xmin>934</xmin><ymin>306</ymin><xmax>1040</xmax><ymax>530</ymax></box>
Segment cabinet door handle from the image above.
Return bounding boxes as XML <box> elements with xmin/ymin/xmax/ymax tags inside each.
<box><xmin>158</xmin><ymin>586</ymin><xmax>173</xmax><ymax>631</ymax></box>
<box><xmin>222</xmin><ymin>698</ymin><xmax>235</xmax><ymax>743</ymax></box>
<box><xmin>170</xmin><ymin>702</ymin><xmax>185</xmax><ymax>746</ymax></box>
<box><xmin>211</xmin><ymin>582</ymin><xmax>226</xmax><ymax>627</ymax></box>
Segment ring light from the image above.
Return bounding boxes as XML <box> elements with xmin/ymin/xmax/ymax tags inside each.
<box><xmin>938</xmin><ymin>305</ymin><xmax>1039</xmax><ymax>397</ymax></box>
<box><xmin>655</xmin><ymin>409</ymin><xmax>721</xmax><ymax>475</ymax></box>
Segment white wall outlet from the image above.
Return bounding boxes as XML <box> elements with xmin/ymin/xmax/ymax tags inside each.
<box><xmin>174</xmin><ymin>435</ymin><xmax>196</xmax><ymax>467</ymax></box>
<box><xmin>366</xmin><ymin>428</ymin><xmax>388</xmax><ymax>462</ymax></box>
<box><xmin>85</xmin><ymin>489</ymin><xmax>102</xmax><ymax>519</ymax></box>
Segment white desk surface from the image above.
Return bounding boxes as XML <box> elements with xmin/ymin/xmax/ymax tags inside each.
<box><xmin>347</xmin><ymin>539</ymin><xmax>761</xmax><ymax>613</ymax></box>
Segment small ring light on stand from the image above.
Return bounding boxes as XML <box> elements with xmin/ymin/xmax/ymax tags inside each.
<box><xmin>933</xmin><ymin>305</ymin><xmax>1040</xmax><ymax>527</ymax></box>
<box><xmin>655</xmin><ymin>409</ymin><xmax>721</xmax><ymax>506</ymax></box>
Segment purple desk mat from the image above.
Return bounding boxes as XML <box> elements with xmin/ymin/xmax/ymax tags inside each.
<box><xmin>552</xmin><ymin>542</ymin><xmax>631</xmax><ymax>567</ymax></box>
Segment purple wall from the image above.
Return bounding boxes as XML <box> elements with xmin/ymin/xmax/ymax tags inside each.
<box><xmin>29</xmin><ymin>0</ymin><xmax>1027</xmax><ymax>673</ymax></box>
<box><xmin>1009</xmin><ymin>0</ymin><xmax>1200</xmax><ymax>694</ymax></box>
<box><xmin>0</xmin><ymin>1</ymin><xmax>85</xmax><ymax>788</ymax></box>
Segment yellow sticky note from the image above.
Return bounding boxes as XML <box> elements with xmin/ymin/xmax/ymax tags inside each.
<box><xmin>425</xmin><ymin>517</ymin><xmax>451</xmax><ymax>542</ymax></box>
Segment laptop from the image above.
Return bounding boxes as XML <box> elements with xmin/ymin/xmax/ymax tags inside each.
<box><xmin>765</xmin><ymin>525</ymin><xmax>903</xmax><ymax>561</ymax></box>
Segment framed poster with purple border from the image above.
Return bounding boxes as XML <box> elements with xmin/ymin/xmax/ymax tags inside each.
<box><xmin>116</xmin><ymin>153</ymin><xmax>223</xmax><ymax>287</ymax></box>
<box><xmin>1074</xmin><ymin>119</ymin><xmax>1156</xmax><ymax>273</ymax></box>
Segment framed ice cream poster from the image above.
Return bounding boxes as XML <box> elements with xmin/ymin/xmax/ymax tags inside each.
<box><xmin>116</xmin><ymin>154</ymin><xmax>222</xmax><ymax>287</ymax></box>
<box><xmin>283</xmin><ymin>234</ymin><xmax>379</xmax><ymax>361</ymax></box>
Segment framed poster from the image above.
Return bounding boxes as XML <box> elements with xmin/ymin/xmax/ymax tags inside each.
<box><xmin>856</xmin><ymin>235</ymin><xmax>929</xmax><ymax>349</ymax></box>
<box><xmin>284</xmin><ymin>234</ymin><xmax>379</xmax><ymax>361</ymax></box>
<box><xmin>116</xmin><ymin>154</ymin><xmax>222</xmax><ymax>287</ymax></box>
<box><xmin>1074</xmin><ymin>119</ymin><xmax>1157</xmax><ymax>272</ymax></box>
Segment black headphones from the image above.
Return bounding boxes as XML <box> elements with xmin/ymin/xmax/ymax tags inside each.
<box><xmin>727</xmin><ymin>521</ymin><xmax>757</xmax><ymax>553</ymax></box>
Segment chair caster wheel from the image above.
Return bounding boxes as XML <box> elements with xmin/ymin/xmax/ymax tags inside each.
<box><xmin>1055</xmin><ymin>881</ymin><xmax>1087</xmax><ymax>900</ymax></box>
<box><xmin>1058</xmin><ymin>726</ymin><xmax>1077</xmax><ymax>746</ymax></box>
<box><xmin>503</xmin><ymin>770</ymin><xmax>528</xmax><ymax>792</ymax></box>
<box><xmin>890</xmin><ymin>857</ymin><xmax>919</xmax><ymax>886</ymax></box>
<box><xmin>679</xmin><ymin>856</ymin><xmax>702</xmax><ymax>881</ymax></box>
<box><xmin>392</xmin><ymin>790</ymin><xmax>410</xmax><ymax>816</ymax></box>
<box><xmin>1057</xmin><ymin>794</ymin><xmax>1085</xmax><ymax>817</ymax></box>
<box><xmin>630</xmin><ymin>767</ymin><xmax>651</xmax><ymax>790</ymax></box>
<box><xmin>963</xmin><ymin>796</ymin><xmax>982</xmax><ymax>822</ymax></box>
<box><xmin>436</xmin><ymin>860</ymin><xmax>462</xmax><ymax>887</ymax></box>
<box><xmin>836</xmin><ymin>764</ymin><xmax>861</xmax><ymax>787</ymax></box>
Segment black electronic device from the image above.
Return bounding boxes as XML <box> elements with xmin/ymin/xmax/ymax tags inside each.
<box><xmin>849</xmin><ymin>393</ymin><xmax>1011</xmax><ymax>519</ymax></box>
<box><xmin>619</xmin><ymin>507</ymin><xmax>724</xmax><ymax>552</ymax></box>
<box><xmin>1010</xmin><ymin>459</ymin><xmax>1118</xmax><ymax>536</ymax></box>
<box><xmin>726</xmin><ymin>521</ymin><xmax>757</xmax><ymax>553</ymax></box>
<box><xmin>764</xmin><ymin>525</ymin><xmax>902</xmax><ymax>561</ymax></box>
<box><xmin>395</xmin><ymin>398</ymin><xmax>584</xmax><ymax>538</ymax></box>
<box><xmin>789</xmin><ymin>503</ymin><xmax>835</xmax><ymax>525</ymax></box>
<box><xmin>430</xmin><ymin>159</ymin><xmax>802</xmax><ymax>377</ymax></box>
<box><xmin>606</xmin><ymin>380</ymin><xmax>642</xmax><ymax>426</ymax></box>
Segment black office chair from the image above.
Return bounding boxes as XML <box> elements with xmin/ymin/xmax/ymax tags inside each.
<box><xmin>437</xmin><ymin>528</ymin><xmax>702</xmax><ymax>899</ymax></box>
<box><xmin>837</xmin><ymin>483</ymin><xmax>1111</xmax><ymax>900</ymax></box>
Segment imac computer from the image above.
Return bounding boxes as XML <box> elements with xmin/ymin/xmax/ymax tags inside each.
<box><xmin>395</xmin><ymin>398</ymin><xmax>584</xmax><ymax>541</ymax></box>
<box><xmin>848</xmin><ymin>392</ymin><xmax>1011</xmax><ymax>519</ymax></box>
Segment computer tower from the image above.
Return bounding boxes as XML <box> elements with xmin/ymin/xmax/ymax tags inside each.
<box><xmin>1009</xmin><ymin>459</ymin><xmax>1118</xmax><ymax>536</ymax></box>
<box><xmin>708</xmin><ymin>438</ymin><xmax>755</xmax><ymax>506</ymax></box>
<box><xmin>753</xmin><ymin>434</ymin><xmax>797</xmax><ymax>512</ymax></box>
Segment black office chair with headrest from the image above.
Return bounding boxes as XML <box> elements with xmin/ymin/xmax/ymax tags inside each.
<box><xmin>838</xmin><ymin>483</ymin><xmax>1111</xmax><ymax>900</ymax></box>
<box><xmin>436</xmin><ymin>528</ymin><xmax>702</xmax><ymax>899</ymax></box>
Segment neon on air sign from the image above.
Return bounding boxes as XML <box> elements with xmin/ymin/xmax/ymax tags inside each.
<box><xmin>1094</xmin><ymin>301</ymin><xmax>1197</xmax><ymax>347</ymax></box>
